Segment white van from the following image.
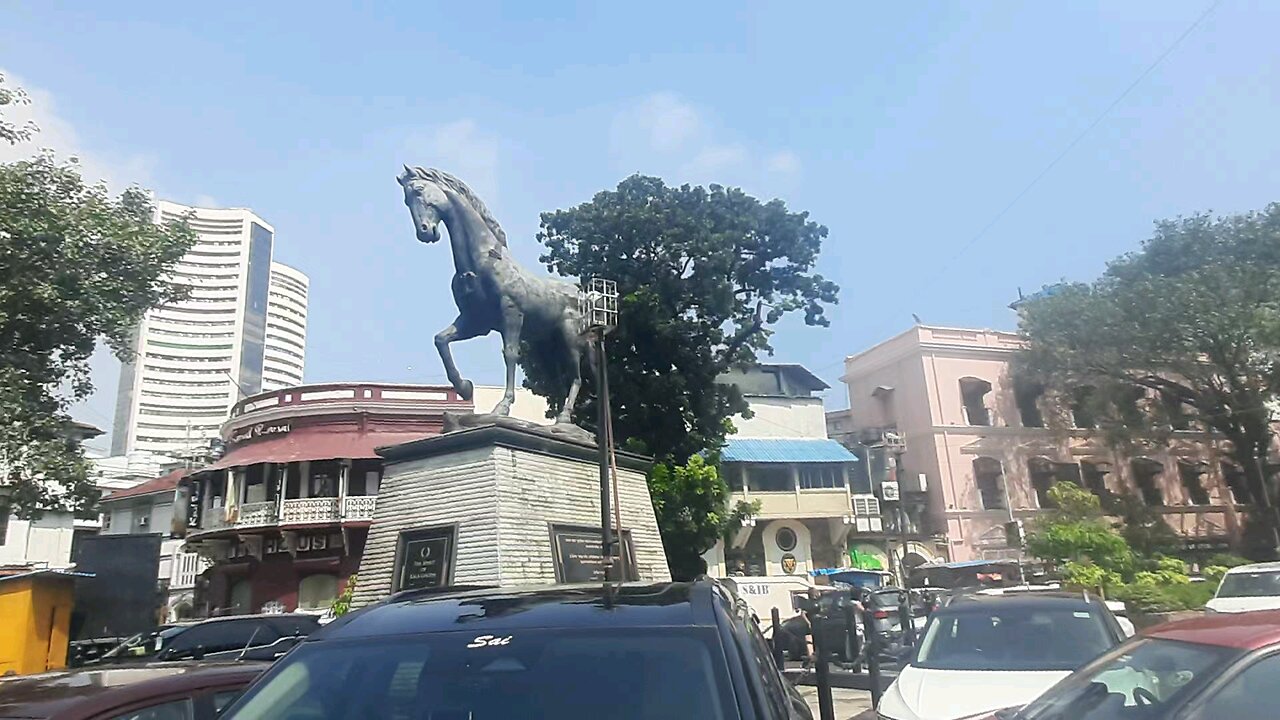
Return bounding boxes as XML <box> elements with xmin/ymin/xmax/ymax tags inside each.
<box><xmin>1206</xmin><ymin>561</ymin><xmax>1280</xmax><ymax>613</ymax></box>
<box><xmin>718</xmin><ymin>575</ymin><xmax>813</xmax><ymax>626</ymax></box>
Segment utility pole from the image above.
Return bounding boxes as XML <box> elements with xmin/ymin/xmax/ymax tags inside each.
<box><xmin>583</xmin><ymin>278</ymin><xmax>620</xmax><ymax>579</ymax></box>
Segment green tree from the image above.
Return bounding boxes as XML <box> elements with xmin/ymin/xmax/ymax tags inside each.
<box><xmin>530</xmin><ymin>176</ymin><xmax>839</xmax><ymax>575</ymax></box>
<box><xmin>1</xmin><ymin>73</ymin><xmax>35</xmax><ymax>145</ymax></box>
<box><xmin>1026</xmin><ymin>482</ymin><xmax>1136</xmax><ymax>579</ymax></box>
<box><xmin>2</xmin><ymin>80</ymin><xmax>196</xmax><ymax>517</ymax></box>
<box><xmin>1017</xmin><ymin>206</ymin><xmax>1280</xmax><ymax>554</ymax></box>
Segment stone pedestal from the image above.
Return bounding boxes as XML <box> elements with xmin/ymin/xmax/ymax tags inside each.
<box><xmin>352</xmin><ymin>423</ymin><xmax>670</xmax><ymax>606</ymax></box>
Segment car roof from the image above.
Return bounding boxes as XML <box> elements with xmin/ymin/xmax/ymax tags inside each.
<box><xmin>1224</xmin><ymin>561</ymin><xmax>1280</xmax><ymax>574</ymax></box>
<box><xmin>315</xmin><ymin>581</ymin><xmax>719</xmax><ymax>642</ymax></box>
<box><xmin>1144</xmin><ymin>609</ymin><xmax>1280</xmax><ymax>650</ymax></box>
<box><xmin>194</xmin><ymin>613</ymin><xmax>320</xmax><ymax>624</ymax></box>
<box><xmin>0</xmin><ymin>662</ymin><xmax>266</xmax><ymax>720</ymax></box>
<box><xmin>937</xmin><ymin>591</ymin><xmax>1102</xmax><ymax>612</ymax></box>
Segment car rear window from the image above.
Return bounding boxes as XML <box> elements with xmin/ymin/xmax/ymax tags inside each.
<box><xmin>225</xmin><ymin>628</ymin><xmax>735</xmax><ymax>720</ymax></box>
<box><xmin>915</xmin><ymin>604</ymin><xmax>1115</xmax><ymax>671</ymax></box>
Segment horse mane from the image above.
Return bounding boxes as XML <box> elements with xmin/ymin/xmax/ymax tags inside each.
<box><xmin>402</xmin><ymin>166</ymin><xmax>507</xmax><ymax>247</ymax></box>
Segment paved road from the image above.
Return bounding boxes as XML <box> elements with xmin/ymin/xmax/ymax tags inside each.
<box><xmin>796</xmin><ymin>686</ymin><xmax>874</xmax><ymax>719</ymax></box>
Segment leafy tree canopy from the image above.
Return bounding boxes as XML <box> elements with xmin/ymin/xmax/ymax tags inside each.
<box><xmin>1027</xmin><ymin>482</ymin><xmax>1136</xmax><ymax>578</ymax></box>
<box><xmin>528</xmin><ymin>175</ymin><xmax>839</xmax><ymax>575</ymax></box>
<box><xmin>2</xmin><ymin>78</ymin><xmax>196</xmax><ymax>516</ymax></box>
<box><xmin>1016</xmin><ymin>205</ymin><xmax>1280</xmax><ymax>551</ymax></box>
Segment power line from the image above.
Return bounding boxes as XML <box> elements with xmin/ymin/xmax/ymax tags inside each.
<box><xmin>928</xmin><ymin>0</ymin><xmax>1223</xmax><ymax>281</ymax></box>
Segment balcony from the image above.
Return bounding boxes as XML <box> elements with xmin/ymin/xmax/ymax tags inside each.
<box><xmin>169</xmin><ymin>551</ymin><xmax>208</xmax><ymax>590</ymax></box>
<box><xmin>193</xmin><ymin>495</ymin><xmax>377</xmax><ymax>534</ymax></box>
<box><xmin>732</xmin><ymin>489</ymin><xmax>851</xmax><ymax>518</ymax></box>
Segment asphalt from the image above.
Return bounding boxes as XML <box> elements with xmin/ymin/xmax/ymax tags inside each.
<box><xmin>796</xmin><ymin>686</ymin><xmax>874</xmax><ymax>720</ymax></box>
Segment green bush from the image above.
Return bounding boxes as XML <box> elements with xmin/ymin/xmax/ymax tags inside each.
<box><xmin>1207</xmin><ymin>553</ymin><xmax>1250</xmax><ymax>569</ymax></box>
<box><xmin>1113</xmin><ymin>579</ymin><xmax>1216</xmax><ymax>614</ymax></box>
<box><xmin>1202</xmin><ymin>565</ymin><xmax>1229</xmax><ymax>585</ymax></box>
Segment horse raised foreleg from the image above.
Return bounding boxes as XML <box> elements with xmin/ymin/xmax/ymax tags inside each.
<box><xmin>491</xmin><ymin>305</ymin><xmax>524</xmax><ymax>416</ymax></box>
<box><xmin>435</xmin><ymin>317</ymin><xmax>482</xmax><ymax>401</ymax></box>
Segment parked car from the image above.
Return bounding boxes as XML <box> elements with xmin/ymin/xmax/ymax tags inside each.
<box><xmin>985</xmin><ymin>609</ymin><xmax>1280</xmax><ymax>719</ymax></box>
<box><xmin>975</xmin><ymin>585</ymin><xmax>1135</xmax><ymax>637</ymax></box>
<box><xmin>220</xmin><ymin>580</ymin><xmax>814</xmax><ymax>719</ymax></box>
<box><xmin>94</xmin><ymin>615</ymin><xmax>320</xmax><ymax>665</ymax></box>
<box><xmin>877</xmin><ymin>592</ymin><xmax>1127</xmax><ymax>720</ymax></box>
<box><xmin>0</xmin><ymin>662</ymin><xmax>266</xmax><ymax>720</ymax></box>
<box><xmin>1205</xmin><ymin>561</ymin><xmax>1280</xmax><ymax>614</ymax></box>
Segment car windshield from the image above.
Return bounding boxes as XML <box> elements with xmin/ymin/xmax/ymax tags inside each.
<box><xmin>1016</xmin><ymin>638</ymin><xmax>1238</xmax><ymax>720</ymax></box>
<box><xmin>101</xmin><ymin>626</ymin><xmax>186</xmax><ymax>659</ymax></box>
<box><xmin>914</xmin><ymin>604</ymin><xmax>1115</xmax><ymax>671</ymax></box>
<box><xmin>224</xmin><ymin>628</ymin><xmax>734</xmax><ymax>720</ymax></box>
<box><xmin>1216</xmin><ymin>570</ymin><xmax>1280</xmax><ymax>598</ymax></box>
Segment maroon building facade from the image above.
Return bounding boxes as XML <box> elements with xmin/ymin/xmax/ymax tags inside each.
<box><xmin>181</xmin><ymin>382</ymin><xmax>470</xmax><ymax>615</ymax></box>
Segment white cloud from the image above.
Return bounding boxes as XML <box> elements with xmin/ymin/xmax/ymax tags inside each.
<box><xmin>0</xmin><ymin>69</ymin><xmax>157</xmax><ymax>193</ymax></box>
<box><xmin>403</xmin><ymin>119</ymin><xmax>500</xmax><ymax>206</ymax></box>
<box><xmin>193</xmin><ymin>194</ymin><xmax>220</xmax><ymax>208</ymax></box>
<box><xmin>766</xmin><ymin>151</ymin><xmax>801</xmax><ymax>176</ymax></box>
<box><xmin>609</xmin><ymin>92</ymin><xmax>800</xmax><ymax>192</ymax></box>
<box><xmin>679</xmin><ymin>144</ymin><xmax>749</xmax><ymax>182</ymax></box>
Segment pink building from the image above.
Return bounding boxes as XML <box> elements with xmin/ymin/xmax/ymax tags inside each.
<box><xmin>831</xmin><ymin>325</ymin><xmax>1248</xmax><ymax>564</ymax></box>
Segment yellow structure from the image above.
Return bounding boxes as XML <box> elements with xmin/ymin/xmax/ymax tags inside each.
<box><xmin>0</xmin><ymin>570</ymin><xmax>76</xmax><ymax>676</ymax></box>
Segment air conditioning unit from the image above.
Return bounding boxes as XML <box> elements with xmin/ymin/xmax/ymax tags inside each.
<box><xmin>851</xmin><ymin>495</ymin><xmax>881</xmax><ymax>517</ymax></box>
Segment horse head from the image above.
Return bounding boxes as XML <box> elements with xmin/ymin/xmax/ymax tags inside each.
<box><xmin>398</xmin><ymin>165</ymin><xmax>449</xmax><ymax>244</ymax></box>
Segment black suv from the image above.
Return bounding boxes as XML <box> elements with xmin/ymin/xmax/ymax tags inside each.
<box><xmin>221</xmin><ymin>581</ymin><xmax>813</xmax><ymax>719</ymax></box>
<box><xmin>98</xmin><ymin>614</ymin><xmax>321</xmax><ymax>664</ymax></box>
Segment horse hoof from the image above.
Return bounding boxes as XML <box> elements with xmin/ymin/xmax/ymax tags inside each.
<box><xmin>491</xmin><ymin>402</ymin><xmax>511</xmax><ymax>416</ymax></box>
<box><xmin>459</xmin><ymin>379</ymin><xmax>474</xmax><ymax>401</ymax></box>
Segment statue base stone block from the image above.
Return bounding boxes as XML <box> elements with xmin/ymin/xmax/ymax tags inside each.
<box><xmin>352</xmin><ymin>423</ymin><xmax>670</xmax><ymax>606</ymax></box>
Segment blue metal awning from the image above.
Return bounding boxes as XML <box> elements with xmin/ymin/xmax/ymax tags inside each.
<box><xmin>721</xmin><ymin>438</ymin><xmax>858</xmax><ymax>464</ymax></box>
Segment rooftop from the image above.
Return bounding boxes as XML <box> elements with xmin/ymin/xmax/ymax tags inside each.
<box><xmin>317</xmin><ymin>582</ymin><xmax>717</xmax><ymax>641</ymax></box>
<box><xmin>1145</xmin><ymin>609</ymin><xmax>1280</xmax><ymax>651</ymax></box>
<box><xmin>102</xmin><ymin>469</ymin><xmax>187</xmax><ymax>502</ymax></box>
<box><xmin>721</xmin><ymin>437</ymin><xmax>858</xmax><ymax>464</ymax></box>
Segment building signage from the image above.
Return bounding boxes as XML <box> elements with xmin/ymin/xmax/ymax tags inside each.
<box><xmin>231</xmin><ymin>532</ymin><xmax>338</xmax><ymax>558</ymax></box>
<box><xmin>780</xmin><ymin>553</ymin><xmax>798</xmax><ymax>574</ymax></box>
<box><xmin>550</xmin><ymin>525</ymin><xmax>636</xmax><ymax>583</ymax></box>
<box><xmin>228</xmin><ymin>422</ymin><xmax>291</xmax><ymax>445</ymax></box>
<box><xmin>395</xmin><ymin>526</ymin><xmax>456</xmax><ymax>592</ymax></box>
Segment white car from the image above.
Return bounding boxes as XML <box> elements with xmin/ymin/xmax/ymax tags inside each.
<box><xmin>876</xmin><ymin>592</ymin><xmax>1126</xmax><ymax>720</ymax></box>
<box><xmin>1205</xmin><ymin>561</ymin><xmax>1280</xmax><ymax>613</ymax></box>
<box><xmin>975</xmin><ymin>584</ymin><xmax>1135</xmax><ymax>637</ymax></box>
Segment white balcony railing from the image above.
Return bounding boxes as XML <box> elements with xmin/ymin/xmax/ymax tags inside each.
<box><xmin>282</xmin><ymin>497</ymin><xmax>341</xmax><ymax>524</ymax></box>
<box><xmin>195</xmin><ymin>495</ymin><xmax>374</xmax><ymax>533</ymax></box>
<box><xmin>237</xmin><ymin>501</ymin><xmax>278</xmax><ymax>527</ymax></box>
<box><xmin>342</xmin><ymin>495</ymin><xmax>377</xmax><ymax>520</ymax></box>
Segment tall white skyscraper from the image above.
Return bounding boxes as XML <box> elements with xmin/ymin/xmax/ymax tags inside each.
<box><xmin>262</xmin><ymin>262</ymin><xmax>309</xmax><ymax>391</ymax></box>
<box><xmin>112</xmin><ymin>201</ymin><xmax>280</xmax><ymax>457</ymax></box>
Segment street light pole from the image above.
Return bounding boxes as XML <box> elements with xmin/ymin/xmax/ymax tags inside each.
<box><xmin>583</xmin><ymin>278</ymin><xmax>620</xmax><ymax>579</ymax></box>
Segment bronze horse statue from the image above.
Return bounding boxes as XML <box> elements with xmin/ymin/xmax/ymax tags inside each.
<box><xmin>397</xmin><ymin>166</ymin><xmax>586</xmax><ymax>423</ymax></box>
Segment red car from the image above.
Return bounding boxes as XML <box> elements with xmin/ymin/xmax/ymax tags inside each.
<box><xmin>983</xmin><ymin>610</ymin><xmax>1280</xmax><ymax>719</ymax></box>
<box><xmin>0</xmin><ymin>662</ymin><xmax>266</xmax><ymax>720</ymax></box>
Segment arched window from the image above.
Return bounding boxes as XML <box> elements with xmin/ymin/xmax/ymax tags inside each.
<box><xmin>1131</xmin><ymin>458</ymin><xmax>1165</xmax><ymax>506</ymax></box>
<box><xmin>1178</xmin><ymin>460</ymin><xmax>1211</xmax><ymax>506</ymax></box>
<box><xmin>298</xmin><ymin>574</ymin><xmax>340</xmax><ymax>610</ymax></box>
<box><xmin>959</xmin><ymin>378</ymin><xmax>993</xmax><ymax>426</ymax></box>
<box><xmin>973</xmin><ymin>458</ymin><xmax>1006</xmax><ymax>510</ymax></box>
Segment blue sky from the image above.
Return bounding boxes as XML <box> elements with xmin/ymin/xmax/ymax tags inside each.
<box><xmin>4</xmin><ymin>1</ymin><xmax>1278</xmax><ymax>452</ymax></box>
